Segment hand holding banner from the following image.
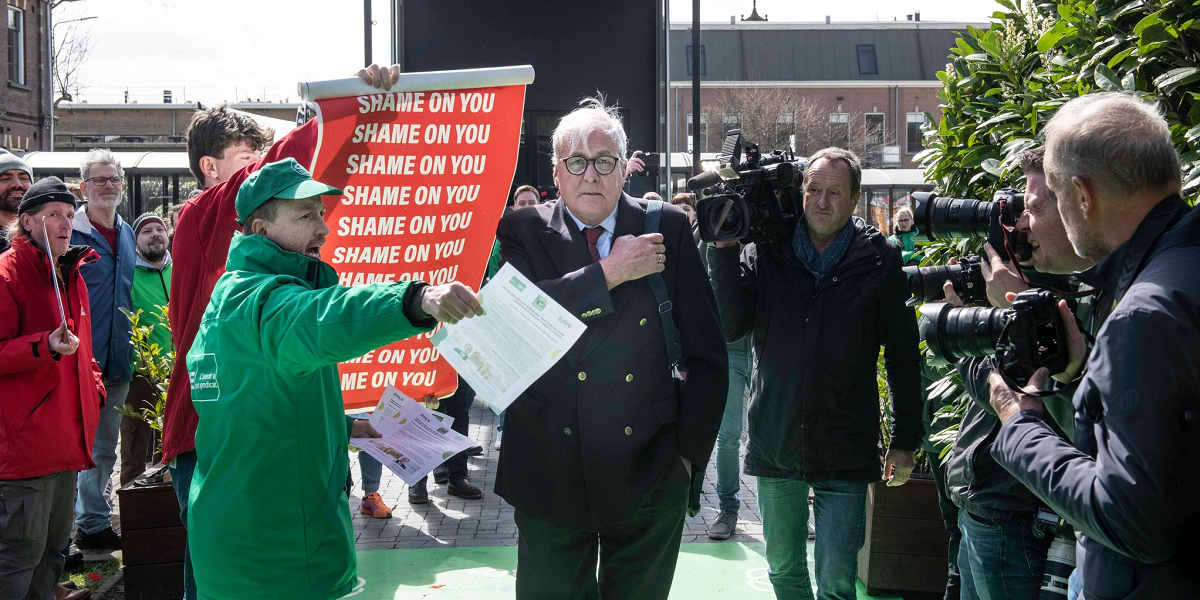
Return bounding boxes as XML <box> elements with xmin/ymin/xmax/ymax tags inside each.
<box><xmin>300</xmin><ymin>66</ymin><xmax>533</xmax><ymax>410</ymax></box>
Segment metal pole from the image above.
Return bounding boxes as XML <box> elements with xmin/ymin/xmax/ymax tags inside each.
<box><xmin>691</xmin><ymin>0</ymin><xmax>700</xmax><ymax>176</ymax></box>
<box><xmin>364</xmin><ymin>0</ymin><xmax>373</xmax><ymax>66</ymax></box>
<box><xmin>658</xmin><ymin>0</ymin><xmax>670</xmax><ymax>195</ymax></box>
<box><xmin>47</xmin><ymin>6</ymin><xmax>54</xmax><ymax>151</ymax></box>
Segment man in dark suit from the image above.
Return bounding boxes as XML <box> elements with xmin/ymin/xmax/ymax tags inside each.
<box><xmin>495</xmin><ymin>96</ymin><xmax>728</xmax><ymax>600</ymax></box>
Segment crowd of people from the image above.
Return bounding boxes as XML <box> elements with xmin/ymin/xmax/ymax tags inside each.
<box><xmin>1</xmin><ymin>60</ymin><xmax>1195</xmax><ymax>600</ymax></box>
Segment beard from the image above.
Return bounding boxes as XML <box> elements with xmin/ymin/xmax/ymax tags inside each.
<box><xmin>0</xmin><ymin>191</ymin><xmax>21</xmax><ymax>213</ymax></box>
<box><xmin>141</xmin><ymin>246</ymin><xmax>167</xmax><ymax>263</ymax></box>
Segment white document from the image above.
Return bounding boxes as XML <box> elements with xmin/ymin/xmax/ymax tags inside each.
<box><xmin>357</xmin><ymin>386</ymin><xmax>474</xmax><ymax>486</ymax></box>
<box><xmin>431</xmin><ymin>263</ymin><xmax>586</xmax><ymax>414</ymax></box>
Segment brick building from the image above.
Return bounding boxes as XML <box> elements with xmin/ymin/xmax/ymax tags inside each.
<box><xmin>670</xmin><ymin>20</ymin><xmax>982</xmax><ymax>168</ymax></box>
<box><xmin>53</xmin><ymin>101</ymin><xmax>299</xmax><ymax>151</ymax></box>
<box><xmin>1</xmin><ymin>0</ymin><xmax>51</xmax><ymax>152</ymax></box>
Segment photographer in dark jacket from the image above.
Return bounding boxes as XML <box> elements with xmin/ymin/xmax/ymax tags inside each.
<box><xmin>988</xmin><ymin>92</ymin><xmax>1200</xmax><ymax>599</ymax></box>
<box><xmin>943</xmin><ymin>146</ymin><xmax>1096</xmax><ymax>600</ymax></box>
<box><xmin>709</xmin><ymin>147</ymin><xmax>922</xmax><ymax>600</ymax></box>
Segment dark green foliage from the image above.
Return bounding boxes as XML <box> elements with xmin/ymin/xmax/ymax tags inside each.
<box><xmin>916</xmin><ymin>0</ymin><xmax>1200</xmax><ymax>457</ymax></box>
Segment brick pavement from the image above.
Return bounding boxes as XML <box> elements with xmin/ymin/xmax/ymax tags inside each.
<box><xmin>349</xmin><ymin>401</ymin><xmax>766</xmax><ymax>550</ymax></box>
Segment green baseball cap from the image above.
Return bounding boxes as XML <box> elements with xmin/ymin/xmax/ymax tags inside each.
<box><xmin>235</xmin><ymin>158</ymin><xmax>341</xmax><ymax>224</ymax></box>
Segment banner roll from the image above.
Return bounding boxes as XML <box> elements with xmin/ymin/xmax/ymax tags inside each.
<box><xmin>299</xmin><ymin>65</ymin><xmax>535</xmax><ymax>101</ymax></box>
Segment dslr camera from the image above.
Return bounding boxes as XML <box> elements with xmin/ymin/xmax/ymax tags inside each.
<box><xmin>685</xmin><ymin>130</ymin><xmax>805</xmax><ymax>246</ymax></box>
<box><xmin>631</xmin><ymin>150</ymin><xmax>659</xmax><ymax>176</ymax></box>
<box><xmin>912</xmin><ymin>189</ymin><xmax>1032</xmax><ymax>264</ymax></box>
<box><xmin>918</xmin><ymin>288</ymin><xmax>1070</xmax><ymax>386</ymax></box>
<box><xmin>903</xmin><ymin>255</ymin><xmax>986</xmax><ymax>306</ymax></box>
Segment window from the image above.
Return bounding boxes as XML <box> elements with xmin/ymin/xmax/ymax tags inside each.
<box><xmin>7</xmin><ymin>7</ymin><xmax>24</xmax><ymax>85</ymax></box>
<box><xmin>685</xmin><ymin>44</ymin><xmax>707</xmax><ymax>76</ymax></box>
<box><xmin>864</xmin><ymin>113</ymin><xmax>885</xmax><ymax>166</ymax></box>
<box><xmin>776</xmin><ymin>112</ymin><xmax>795</xmax><ymax>151</ymax></box>
<box><xmin>723</xmin><ymin>114</ymin><xmax>742</xmax><ymax>137</ymax></box>
<box><xmin>829</xmin><ymin>113</ymin><xmax>849</xmax><ymax>148</ymax></box>
<box><xmin>686</xmin><ymin>113</ymin><xmax>707</xmax><ymax>152</ymax></box>
<box><xmin>906</xmin><ymin>112</ymin><xmax>928</xmax><ymax>154</ymax></box>
<box><xmin>865</xmin><ymin>113</ymin><xmax>885</xmax><ymax>146</ymax></box>
<box><xmin>856</xmin><ymin>44</ymin><xmax>878</xmax><ymax>76</ymax></box>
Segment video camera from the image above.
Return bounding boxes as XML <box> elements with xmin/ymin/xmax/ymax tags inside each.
<box><xmin>685</xmin><ymin>130</ymin><xmax>805</xmax><ymax>246</ymax></box>
<box><xmin>912</xmin><ymin>189</ymin><xmax>1033</xmax><ymax>264</ymax></box>
<box><xmin>903</xmin><ymin>256</ymin><xmax>986</xmax><ymax>306</ymax></box>
<box><xmin>918</xmin><ymin>288</ymin><xmax>1070</xmax><ymax>386</ymax></box>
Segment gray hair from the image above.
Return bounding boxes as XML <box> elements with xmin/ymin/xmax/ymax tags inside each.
<box><xmin>80</xmin><ymin>148</ymin><xmax>125</xmax><ymax>180</ymax></box>
<box><xmin>1043</xmin><ymin>92</ymin><xmax>1180</xmax><ymax>196</ymax></box>
<box><xmin>551</xmin><ymin>95</ymin><xmax>628</xmax><ymax>166</ymax></box>
<box><xmin>806</xmin><ymin>147</ymin><xmax>863</xmax><ymax>198</ymax></box>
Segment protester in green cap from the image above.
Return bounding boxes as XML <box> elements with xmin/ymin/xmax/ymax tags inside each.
<box><xmin>185</xmin><ymin>158</ymin><xmax>484</xmax><ymax>599</ymax></box>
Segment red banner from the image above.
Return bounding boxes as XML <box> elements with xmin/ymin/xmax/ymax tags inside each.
<box><xmin>307</xmin><ymin>79</ymin><xmax>526</xmax><ymax>410</ymax></box>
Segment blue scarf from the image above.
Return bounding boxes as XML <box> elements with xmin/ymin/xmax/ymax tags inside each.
<box><xmin>792</xmin><ymin>217</ymin><xmax>855</xmax><ymax>279</ymax></box>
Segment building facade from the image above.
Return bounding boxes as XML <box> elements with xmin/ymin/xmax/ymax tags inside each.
<box><xmin>669</xmin><ymin>21</ymin><xmax>979</xmax><ymax>169</ymax></box>
<box><xmin>1</xmin><ymin>0</ymin><xmax>51</xmax><ymax>152</ymax></box>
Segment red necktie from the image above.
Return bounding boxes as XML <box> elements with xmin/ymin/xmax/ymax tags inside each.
<box><xmin>584</xmin><ymin>227</ymin><xmax>603</xmax><ymax>262</ymax></box>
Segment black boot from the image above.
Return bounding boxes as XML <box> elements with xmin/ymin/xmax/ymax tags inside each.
<box><xmin>447</xmin><ymin>476</ymin><xmax>482</xmax><ymax>500</ymax></box>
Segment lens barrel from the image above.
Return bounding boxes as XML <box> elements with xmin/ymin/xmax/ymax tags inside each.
<box><xmin>918</xmin><ymin>302</ymin><xmax>1009</xmax><ymax>363</ymax></box>
<box><xmin>912</xmin><ymin>192</ymin><xmax>998</xmax><ymax>242</ymax></box>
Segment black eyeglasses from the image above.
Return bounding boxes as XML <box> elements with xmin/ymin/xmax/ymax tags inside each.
<box><xmin>561</xmin><ymin>155</ymin><xmax>619</xmax><ymax>176</ymax></box>
<box><xmin>85</xmin><ymin>176</ymin><xmax>124</xmax><ymax>186</ymax></box>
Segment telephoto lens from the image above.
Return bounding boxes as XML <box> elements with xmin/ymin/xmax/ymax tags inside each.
<box><xmin>911</xmin><ymin>189</ymin><xmax>1025</xmax><ymax>242</ymax></box>
<box><xmin>1034</xmin><ymin>508</ymin><xmax>1075</xmax><ymax>600</ymax></box>
<box><xmin>902</xmin><ymin>256</ymin><xmax>986</xmax><ymax>305</ymax></box>
<box><xmin>917</xmin><ymin>302</ymin><xmax>1008</xmax><ymax>364</ymax></box>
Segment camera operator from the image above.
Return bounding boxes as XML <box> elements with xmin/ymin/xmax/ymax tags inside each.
<box><xmin>987</xmin><ymin>92</ymin><xmax>1200</xmax><ymax>599</ymax></box>
<box><xmin>709</xmin><ymin>147</ymin><xmax>922</xmax><ymax>599</ymax></box>
<box><xmin>941</xmin><ymin>146</ymin><xmax>1095</xmax><ymax>600</ymax></box>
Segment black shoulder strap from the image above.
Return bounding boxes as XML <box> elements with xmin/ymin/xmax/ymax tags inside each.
<box><xmin>644</xmin><ymin>200</ymin><xmax>682</xmax><ymax>371</ymax></box>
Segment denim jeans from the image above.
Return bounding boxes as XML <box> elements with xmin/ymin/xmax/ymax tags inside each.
<box><xmin>75</xmin><ymin>380</ymin><xmax>128</xmax><ymax>535</ymax></box>
<box><xmin>353</xmin><ymin>413</ymin><xmax>384</xmax><ymax>495</ymax></box>
<box><xmin>714</xmin><ymin>339</ymin><xmax>751</xmax><ymax>514</ymax></box>
<box><xmin>957</xmin><ymin>510</ymin><xmax>1050</xmax><ymax>600</ymax></box>
<box><xmin>757</xmin><ymin>477</ymin><xmax>867</xmax><ymax>600</ymax></box>
<box><xmin>169</xmin><ymin>451</ymin><xmax>197</xmax><ymax>600</ymax></box>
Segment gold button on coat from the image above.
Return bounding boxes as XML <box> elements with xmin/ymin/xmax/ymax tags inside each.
<box><xmin>639</xmin><ymin>318</ymin><xmax>647</xmax><ymax>326</ymax></box>
<box><xmin>624</xmin><ymin>426</ymin><xmax>633</xmax><ymax>436</ymax></box>
<box><xmin>625</xmin><ymin>373</ymin><xmax>634</xmax><ymax>383</ymax></box>
<box><xmin>563</xmin><ymin>427</ymin><xmax>573</xmax><ymax>436</ymax></box>
<box><xmin>577</xmin><ymin>371</ymin><xmax>587</xmax><ymax>381</ymax></box>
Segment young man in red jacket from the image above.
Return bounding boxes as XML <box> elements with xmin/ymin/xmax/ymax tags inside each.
<box><xmin>162</xmin><ymin>65</ymin><xmax>403</xmax><ymax>600</ymax></box>
<box><xmin>0</xmin><ymin>177</ymin><xmax>105</xmax><ymax>600</ymax></box>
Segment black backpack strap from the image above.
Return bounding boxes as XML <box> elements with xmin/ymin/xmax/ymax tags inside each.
<box><xmin>643</xmin><ymin>200</ymin><xmax>682</xmax><ymax>372</ymax></box>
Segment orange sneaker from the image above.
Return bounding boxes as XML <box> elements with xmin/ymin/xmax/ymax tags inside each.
<box><xmin>359</xmin><ymin>492</ymin><xmax>393</xmax><ymax>518</ymax></box>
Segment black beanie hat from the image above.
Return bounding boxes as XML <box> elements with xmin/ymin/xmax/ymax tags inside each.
<box><xmin>19</xmin><ymin>176</ymin><xmax>78</xmax><ymax>214</ymax></box>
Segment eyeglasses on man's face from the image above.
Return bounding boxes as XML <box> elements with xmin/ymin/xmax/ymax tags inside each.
<box><xmin>561</xmin><ymin>154</ymin><xmax>619</xmax><ymax>176</ymax></box>
<box><xmin>85</xmin><ymin>176</ymin><xmax>124</xmax><ymax>187</ymax></box>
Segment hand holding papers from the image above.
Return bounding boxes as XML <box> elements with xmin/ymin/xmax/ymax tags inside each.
<box><xmin>356</xmin><ymin>386</ymin><xmax>475</xmax><ymax>486</ymax></box>
<box><xmin>431</xmin><ymin>263</ymin><xmax>586</xmax><ymax>414</ymax></box>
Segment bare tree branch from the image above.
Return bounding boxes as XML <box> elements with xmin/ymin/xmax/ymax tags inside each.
<box><xmin>52</xmin><ymin>19</ymin><xmax>92</xmax><ymax>107</ymax></box>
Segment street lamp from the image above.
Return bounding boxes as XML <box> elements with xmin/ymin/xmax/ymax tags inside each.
<box><xmin>47</xmin><ymin>14</ymin><xmax>98</xmax><ymax>150</ymax></box>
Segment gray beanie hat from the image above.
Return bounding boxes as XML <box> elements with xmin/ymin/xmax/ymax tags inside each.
<box><xmin>0</xmin><ymin>148</ymin><xmax>33</xmax><ymax>180</ymax></box>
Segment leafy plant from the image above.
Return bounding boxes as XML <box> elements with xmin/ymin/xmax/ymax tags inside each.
<box><xmin>915</xmin><ymin>0</ymin><xmax>1200</xmax><ymax>457</ymax></box>
<box><xmin>116</xmin><ymin>305</ymin><xmax>173</xmax><ymax>437</ymax></box>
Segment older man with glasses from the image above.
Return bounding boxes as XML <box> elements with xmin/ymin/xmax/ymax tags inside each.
<box><xmin>494</xmin><ymin>96</ymin><xmax>727</xmax><ymax>600</ymax></box>
<box><xmin>70</xmin><ymin>148</ymin><xmax>137</xmax><ymax>554</ymax></box>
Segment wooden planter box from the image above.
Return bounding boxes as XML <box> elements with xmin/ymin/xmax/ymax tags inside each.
<box><xmin>117</xmin><ymin>480</ymin><xmax>185</xmax><ymax>600</ymax></box>
<box><xmin>856</xmin><ymin>477</ymin><xmax>948</xmax><ymax>596</ymax></box>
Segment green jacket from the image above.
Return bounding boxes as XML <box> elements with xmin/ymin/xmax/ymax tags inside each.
<box><xmin>131</xmin><ymin>253</ymin><xmax>173</xmax><ymax>369</ymax></box>
<box><xmin>185</xmin><ymin>233</ymin><xmax>432</xmax><ymax>600</ymax></box>
<box><xmin>887</xmin><ymin>229</ymin><xmax>921</xmax><ymax>265</ymax></box>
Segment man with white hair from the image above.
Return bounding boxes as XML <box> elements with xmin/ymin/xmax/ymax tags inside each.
<box><xmin>495</xmin><ymin>96</ymin><xmax>727</xmax><ymax>599</ymax></box>
<box><xmin>988</xmin><ymin>92</ymin><xmax>1200</xmax><ymax>599</ymax></box>
<box><xmin>70</xmin><ymin>148</ymin><xmax>136</xmax><ymax>552</ymax></box>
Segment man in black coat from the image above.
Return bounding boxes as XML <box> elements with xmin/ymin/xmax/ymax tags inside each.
<box><xmin>495</xmin><ymin>96</ymin><xmax>727</xmax><ymax>600</ymax></box>
<box><xmin>708</xmin><ymin>147</ymin><xmax>923</xmax><ymax>600</ymax></box>
<box><xmin>988</xmin><ymin>92</ymin><xmax>1200</xmax><ymax>599</ymax></box>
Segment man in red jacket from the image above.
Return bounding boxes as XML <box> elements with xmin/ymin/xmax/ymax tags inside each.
<box><xmin>0</xmin><ymin>177</ymin><xmax>105</xmax><ymax>600</ymax></box>
<box><xmin>162</xmin><ymin>65</ymin><xmax>403</xmax><ymax>600</ymax></box>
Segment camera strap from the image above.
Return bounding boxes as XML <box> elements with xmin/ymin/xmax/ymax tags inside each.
<box><xmin>644</xmin><ymin>200</ymin><xmax>683</xmax><ymax>376</ymax></box>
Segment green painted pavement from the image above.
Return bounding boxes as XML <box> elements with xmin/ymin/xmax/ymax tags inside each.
<box><xmin>347</xmin><ymin>542</ymin><xmax>903</xmax><ymax>599</ymax></box>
